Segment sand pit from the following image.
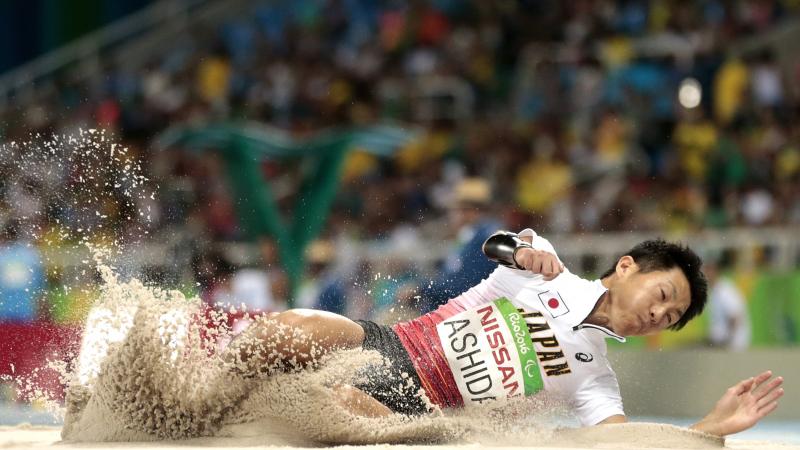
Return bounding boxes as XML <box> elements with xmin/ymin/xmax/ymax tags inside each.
<box><xmin>5</xmin><ymin>422</ymin><xmax>800</xmax><ymax>450</ymax></box>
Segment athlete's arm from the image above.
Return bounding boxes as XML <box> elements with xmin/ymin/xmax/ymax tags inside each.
<box><xmin>482</xmin><ymin>230</ymin><xmax>563</xmax><ymax>280</ymax></box>
<box><xmin>597</xmin><ymin>371</ymin><xmax>784</xmax><ymax>436</ymax></box>
<box><xmin>513</xmin><ymin>246</ymin><xmax>563</xmax><ymax>280</ymax></box>
<box><xmin>460</xmin><ymin>229</ymin><xmax>564</xmax><ymax>308</ymax></box>
<box><xmin>689</xmin><ymin>370</ymin><xmax>783</xmax><ymax>436</ymax></box>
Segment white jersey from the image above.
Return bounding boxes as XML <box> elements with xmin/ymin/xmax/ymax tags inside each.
<box><xmin>394</xmin><ymin>229</ymin><xmax>625</xmax><ymax>425</ymax></box>
<box><xmin>708</xmin><ymin>277</ymin><xmax>751</xmax><ymax>351</ymax></box>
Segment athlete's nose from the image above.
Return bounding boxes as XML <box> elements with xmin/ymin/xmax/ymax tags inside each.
<box><xmin>650</xmin><ymin>306</ymin><xmax>666</xmax><ymax>325</ymax></box>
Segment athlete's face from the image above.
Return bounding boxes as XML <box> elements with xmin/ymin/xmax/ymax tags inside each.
<box><xmin>606</xmin><ymin>256</ymin><xmax>691</xmax><ymax>336</ymax></box>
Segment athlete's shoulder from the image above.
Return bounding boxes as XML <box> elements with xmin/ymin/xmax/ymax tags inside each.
<box><xmin>548</xmin><ymin>267</ymin><xmax>599</xmax><ymax>292</ymax></box>
<box><xmin>529</xmin><ymin>275</ymin><xmax>607</xmax><ymax>329</ymax></box>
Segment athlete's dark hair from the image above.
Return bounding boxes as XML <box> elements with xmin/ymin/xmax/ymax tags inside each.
<box><xmin>600</xmin><ymin>239</ymin><xmax>708</xmax><ymax>331</ymax></box>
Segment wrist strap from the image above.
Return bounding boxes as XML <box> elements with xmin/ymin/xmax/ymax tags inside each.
<box><xmin>482</xmin><ymin>231</ymin><xmax>532</xmax><ymax>269</ymax></box>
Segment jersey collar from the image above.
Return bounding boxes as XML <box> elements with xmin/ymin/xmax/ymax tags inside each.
<box><xmin>572</xmin><ymin>323</ymin><xmax>626</xmax><ymax>343</ymax></box>
<box><xmin>568</xmin><ymin>280</ymin><xmax>626</xmax><ymax>343</ymax></box>
<box><xmin>569</xmin><ymin>280</ymin><xmax>626</xmax><ymax>342</ymax></box>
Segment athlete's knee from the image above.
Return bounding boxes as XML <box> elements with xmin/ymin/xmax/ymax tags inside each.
<box><xmin>275</xmin><ymin>309</ymin><xmax>364</xmax><ymax>348</ymax></box>
<box><xmin>274</xmin><ymin>309</ymin><xmax>325</xmax><ymax>336</ymax></box>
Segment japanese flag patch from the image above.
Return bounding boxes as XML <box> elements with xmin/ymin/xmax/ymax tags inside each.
<box><xmin>538</xmin><ymin>290</ymin><xmax>569</xmax><ymax>318</ymax></box>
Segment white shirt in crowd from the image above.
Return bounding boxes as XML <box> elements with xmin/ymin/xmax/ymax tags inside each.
<box><xmin>708</xmin><ymin>277</ymin><xmax>751</xmax><ymax>351</ymax></box>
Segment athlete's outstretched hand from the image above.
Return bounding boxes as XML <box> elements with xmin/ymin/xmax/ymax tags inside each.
<box><xmin>513</xmin><ymin>247</ymin><xmax>564</xmax><ymax>280</ymax></box>
<box><xmin>691</xmin><ymin>370</ymin><xmax>784</xmax><ymax>436</ymax></box>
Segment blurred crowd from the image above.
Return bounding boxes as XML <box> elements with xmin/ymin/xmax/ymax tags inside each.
<box><xmin>0</xmin><ymin>0</ymin><xmax>799</xmax><ymax>346</ymax></box>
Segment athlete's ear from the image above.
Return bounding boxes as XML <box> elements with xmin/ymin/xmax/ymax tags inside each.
<box><xmin>615</xmin><ymin>255</ymin><xmax>638</xmax><ymax>278</ymax></box>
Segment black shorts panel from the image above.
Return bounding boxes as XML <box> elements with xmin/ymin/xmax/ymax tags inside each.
<box><xmin>354</xmin><ymin>320</ymin><xmax>429</xmax><ymax>416</ymax></box>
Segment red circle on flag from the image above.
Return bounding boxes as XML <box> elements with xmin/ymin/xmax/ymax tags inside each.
<box><xmin>548</xmin><ymin>298</ymin><xmax>559</xmax><ymax>309</ymax></box>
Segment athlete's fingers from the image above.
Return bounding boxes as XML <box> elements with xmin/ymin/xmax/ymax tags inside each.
<box><xmin>524</xmin><ymin>255</ymin><xmax>535</xmax><ymax>272</ymax></box>
<box><xmin>757</xmin><ymin>387</ymin><xmax>784</xmax><ymax>409</ymax></box>
<box><xmin>541</xmin><ymin>257</ymin><xmax>558</xmax><ymax>280</ymax></box>
<box><xmin>731</xmin><ymin>377</ymin><xmax>755</xmax><ymax>396</ymax></box>
<box><xmin>511</xmin><ymin>248</ymin><xmax>528</xmax><ymax>269</ymax></box>
<box><xmin>542</xmin><ymin>264</ymin><xmax>556</xmax><ymax>280</ymax></box>
<box><xmin>754</xmin><ymin>377</ymin><xmax>783</xmax><ymax>400</ymax></box>
<box><xmin>520</xmin><ymin>250</ymin><xmax>563</xmax><ymax>279</ymax></box>
<box><xmin>756</xmin><ymin>401</ymin><xmax>779</xmax><ymax>419</ymax></box>
<box><xmin>514</xmin><ymin>249</ymin><xmax>530</xmax><ymax>270</ymax></box>
<box><xmin>525</xmin><ymin>256</ymin><xmax>535</xmax><ymax>272</ymax></box>
<box><xmin>753</xmin><ymin>370</ymin><xmax>773</xmax><ymax>386</ymax></box>
<box><xmin>757</xmin><ymin>375</ymin><xmax>783</xmax><ymax>392</ymax></box>
<box><xmin>749</xmin><ymin>371</ymin><xmax>774</xmax><ymax>394</ymax></box>
<box><xmin>541</xmin><ymin>258</ymin><xmax>551</xmax><ymax>276</ymax></box>
<box><xmin>548</xmin><ymin>258</ymin><xmax>560</xmax><ymax>278</ymax></box>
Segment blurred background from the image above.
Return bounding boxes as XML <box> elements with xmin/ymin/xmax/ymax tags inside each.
<box><xmin>0</xmin><ymin>0</ymin><xmax>798</xmax><ymax>434</ymax></box>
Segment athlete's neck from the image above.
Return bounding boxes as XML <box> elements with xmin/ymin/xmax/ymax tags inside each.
<box><xmin>584</xmin><ymin>277</ymin><xmax>614</xmax><ymax>329</ymax></box>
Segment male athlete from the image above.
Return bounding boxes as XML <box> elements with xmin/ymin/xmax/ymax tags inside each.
<box><xmin>225</xmin><ymin>229</ymin><xmax>784</xmax><ymax>437</ymax></box>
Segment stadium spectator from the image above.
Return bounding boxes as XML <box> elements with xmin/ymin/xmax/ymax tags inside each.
<box><xmin>706</xmin><ymin>257</ymin><xmax>752</xmax><ymax>351</ymax></box>
<box><xmin>0</xmin><ymin>221</ymin><xmax>44</xmax><ymax>322</ymax></box>
<box><xmin>418</xmin><ymin>177</ymin><xmax>503</xmax><ymax>312</ymax></box>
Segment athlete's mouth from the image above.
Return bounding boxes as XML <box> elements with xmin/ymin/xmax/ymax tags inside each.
<box><xmin>636</xmin><ymin>315</ymin><xmax>646</xmax><ymax>334</ymax></box>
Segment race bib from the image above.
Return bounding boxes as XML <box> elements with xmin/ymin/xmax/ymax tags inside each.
<box><xmin>436</xmin><ymin>298</ymin><xmax>544</xmax><ymax>406</ymax></box>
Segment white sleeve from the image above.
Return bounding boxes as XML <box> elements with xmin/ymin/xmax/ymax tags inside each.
<box><xmin>484</xmin><ymin>228</ymin><xmax>562</xmax><ymax>301</ymax></box>
<box><xmin>518</xmin><ymin>228</ymin><xmax>562</xmax><ymax>263</ymax></box>
<box><xmin>571</xmin><ymin>366</ymin><xmax>625</xmax><ymax>426</ymax></box>
<box><xmin>720</xmin><ymin>281</ymin><xmax>747</xmax><ymax>317</ymax></box>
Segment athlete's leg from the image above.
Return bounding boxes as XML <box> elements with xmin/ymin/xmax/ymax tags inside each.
<box><xmin>221</xmin><ymin>310</ymin><xmax>413</xmax><ymax>418</ymax></box>
<box><xmin>330</xmin><ymin>385</ymin><xmax>393</xmax><ymax>418</ymax></box>
<box><xmin>223</xmin><ymin>309</ymin><xmax>365</xmax><ymax>376</ymax></box>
